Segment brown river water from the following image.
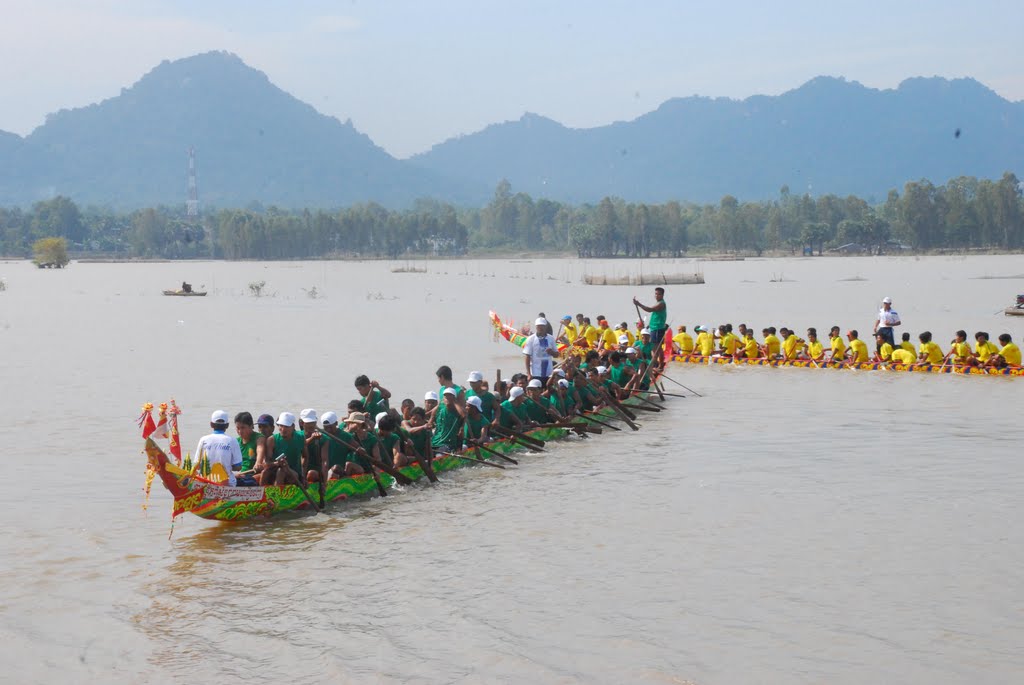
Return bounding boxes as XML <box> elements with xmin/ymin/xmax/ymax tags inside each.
<box><xmin>0</xmin><ymin>255</ymin><xmax>1021</xmax><ymax>684</ymax></box>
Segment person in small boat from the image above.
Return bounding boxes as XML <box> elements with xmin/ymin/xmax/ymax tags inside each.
<box><xmin>633</xmin><ymin>287</ymin><xmax>668</xmax><ymax>348</ymax></box>
<box><xmin>780</xmin><ymin>328</ymin><xmax>805</xmax><ymax>361</ymax></box>
<box><xmin>524</xmin><ymin>378</ymin><xmax>558</xmax><ymax>422</ymax></box>
<box><xmin>181</xmin><ymin>281</ymin><xmax>192</xmax><ymax>293</ymax></box>
<box><xmin>355</xmin><ymin>375</ymin><xmax>391</xmax><ymax>416</ymax></box>
<box><xmin>233</xmin><ymin>411</ymin><xmax>264</xmax><ymax>486</ymax></box>
<box><xmin>402</xmin><ymin>407</ymin><xmax>433</xmax><ymax>467</ymax></box>
<box><xmin>261</xmin><ymin>412</ymin><xmax>306</xmax><ymax>487</ymax></box>
<box><xmin>988</xmin><ymin>333</ymin><xmax>1021</xmax><ymax>367</ymax></box>
<box><xmin>192</xmin><ymin>410</ymin><xmax>243</xmax><ymax>486</ymax></box>
<box><xmin>343</xmin><ymin>412</ymin><xmax>382</xmax><ymax>473</ymax></box>
<box><xmin>736</xmin><ymin>329</ymin><xmax>760</xmax><ymax>360</ymax></box>
<box><xmin>873</xmin><ymin>296</ymin><xmax>901</xmax><ymax>348</ymax></box>
<box><xmin>256</xmin><ymin>413</ymin><xmax>275</xmax><ymax>441</ymax></box>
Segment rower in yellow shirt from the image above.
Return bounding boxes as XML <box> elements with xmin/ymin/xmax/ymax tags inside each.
<box><xmin>673</xmin><ymin>325</ymin><xmax>694</xmax><ymax>355</ymax></box>
<box><xmin>781</xmin><ymin>328</ymin><xmax>805</xmax><ymax>361</ymax></box>
<box><xmin>899</xmin><ymin>333</ymin><xmax>916</xmax><ymax>354</ymax></box>
<box><xmin>558</xmin><ymin>315</ymin><xmax>578</xmax><ymax>347</ymax></box>
<box><xmin>761</xmin><ymin>327</ymin><xmax>781</xmax><ymax>358</ymax></box>
<box><xmin>581</xmin><ymin>317</ymin><xmax>600</xmax><ymax>349</ymax></box>
<box><xmin>873</xmin><ymin>332</ymin><xmax>894</xmax><ymax>362</ymax></box>
<box><xmin>738</xmin><ymin>331</ymin><xmax>760</xmax><ymax>359</ymax></box>
<box><xmin>943</xmin><ymin>330</ymin><xmax>971</xmax><ymax>365</ymax></box>
<box><xmin>695</xmin><ymin>325</ymin><xmax>714</xmax><ymax>356</ymax></box>
<box><xmin>991</xmin><ymin>333</ymin><xmax>1021</xmax><ymax>367</ymax></box>
<box><xmin>615</xmin><ymin>322</ymin><xmax>636</xmax><ymax>347</ymax></box>
<box><xmin>846</xmin><ymin>330</ymin><xmax>869</xmax><ymax>362</ymax></box>
<box><xmin>717</xmin><ymin>325</ymin><xmax>739</xmax><ymax>356</ymax></box>
<box><xmin>916</xmin><ymin>331</ymin><xmax>944</xmax><ymax>365</ymax></box>
<box><xmin>890</xmin><ymin>347</ymin><xmax>916</xmax><ymax>365</ymax></box>
<box><xmin>971</xmin><ymin>331</ymin><xmax>1000</xmax><ymax>365</ymax></box>
<box><xmin>805</xmin><ymin>328</ymin><xmax>824</xmax><ymax>362</ymax></box>
<box><xmin>828</xmin><ymin>326</ymin><xmax>846</xmax><ymax>362</ymax></box>
<box><xmin>597</xmin><ymin>318</ymin><xmax>618</xmax><ymax>351</ymax></box>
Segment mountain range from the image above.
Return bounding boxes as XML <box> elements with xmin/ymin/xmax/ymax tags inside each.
<box><xmin>0</xmin><ymin>51</ymin><xmax>1020</xmax><ymax>209</ymax></box>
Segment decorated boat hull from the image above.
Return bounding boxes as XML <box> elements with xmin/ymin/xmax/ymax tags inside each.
<box><xmin>670</xmin><ymin>353</ymin><xmax>1024</xmax><ymax>377</ymax></box>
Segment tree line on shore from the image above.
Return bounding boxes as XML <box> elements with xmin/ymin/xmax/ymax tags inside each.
<box><xmin>0</xmin><ymin>173</ymin><xmax>1020</xmax><ymax>260</ymax></box>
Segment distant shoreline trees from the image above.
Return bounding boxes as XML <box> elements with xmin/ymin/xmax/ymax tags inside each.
<box><xmin>0</xmin><ymin>172</ymin><xmax>1020</xmax><ymax>260</ymax></box>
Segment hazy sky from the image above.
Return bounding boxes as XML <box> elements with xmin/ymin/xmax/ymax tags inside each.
<box><xmin>1</xmin><ymin>1</ymin><xmax>1021</xmax><ymax>157</ymax></box>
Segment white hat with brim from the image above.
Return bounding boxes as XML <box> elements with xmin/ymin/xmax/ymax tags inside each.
<box><xmin>467</xmin><ymin>371</ymin><xmax>484</xmax><ymax>383</ymax></box>
<box><xmin>299</xmin><ymin>408</ymin><xmax>318</xmax><ymax>424</ymax></box>
<box><xmin>625</xmin><ymin>347</ymin><xmax>637</xmax><ymax>354</ymax></box>
<box><xmin>343</xmin><ymin>412</ymin><xmax>368</xmax><ymax>426</ymax></box>
<box><xmin>276</xmin><ymin>412</ymin><xmax>296</xmax><ymax>428</ymax></box>
<box><xmin>509</xmin><ymin>387</ymin><xmax>525</xmax><ymax>399</ymax></box>
<box><xmin>466</xmin><ymin>396</ymin><xmax>483</xmax><ymax>410</ymax></box>
<box><xmin>596</xmin><ymin>366</ymin><xmax>608</xmax><ymax>374</ymax></box>
<box><xmin>640</xmin><ymin>328</ymin><xmax>651</xmax><ymax>336</ymax></box>
<box><xmin>527</xmin><ymin>379</ymin><xmax>542</xmax><ymax>388</ymax></box>
<box><xmin>442</xmin><ymin>387</ymin><xmax>457</xmax><ymax>396</ymax></box>
<box><xmin>321</xmin><ymin>411</ymin><xmax>339</xmax><ymax>425</ymax></box>
<box><xmin>211</xmin><ymin>410</ymin><xmax>229</xmax><ymax>424</ymax></box>
<box><xmin>375</xmin><ymin>411</ymin><xmax>388</xmax><ymax>428</ymax></box>
<box><xmin>882</xmin><ymin>297</ymin><xmax>892</xmax><ymax>304</ymax></box>
<box><xmin>424</xmin><ymin>391</ymin><xmax>439</xmax><ymax>401</ymax></box>
<box><xmin>557</xmin><ymin>379</ymin><xmax>569</xmax><ymax>388</ymax></box>
<box><xmin>535</xmin><ymin>318</ymin><xmax>548</xmax><ymax>327</ymax></box>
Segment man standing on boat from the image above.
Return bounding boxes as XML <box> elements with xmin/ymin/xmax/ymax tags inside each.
<box><xmin>633</xmin><ymin>287</ymin><xmax>668</xmax><ymax>348</ymax></box>
<box><xmin>523</xmin><ymin>317</ymin><xmax>559</xmax><ymax>386</ymax></box>
<box><xmin>873</xmin><ymin>297</ymin><xmax>901</xmax><ymax>347</ymax></box>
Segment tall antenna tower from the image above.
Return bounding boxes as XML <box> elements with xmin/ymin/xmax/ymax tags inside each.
<box><xmin>186</xmin><ymin>146</ymin><xmax>199</xmax><ymax>218</ymax></box>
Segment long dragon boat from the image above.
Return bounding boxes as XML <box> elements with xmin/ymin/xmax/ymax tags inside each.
<box><xmin>670</xmin><ymin>353</ymin><xmax>1024</xmax><ymax>377</ymax></box>
<box><xmin>143</xmin><ymin>392</ymin><xmax>656</xmax><ymax>522</ymax></box>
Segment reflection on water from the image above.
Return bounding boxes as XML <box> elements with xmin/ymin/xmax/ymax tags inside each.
<box><xmin>0</xmin><ymin>256</ymin><xmax>1022</xmax><ymax>684</ymax></box>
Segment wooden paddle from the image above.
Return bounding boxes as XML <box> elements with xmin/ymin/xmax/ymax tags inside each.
<box><xmin>597</xmin><ymin>390</ymin><xmax>640</xmax><ymax>431</ymax></box>
<box><xmin>491</xmin><ymin>424</ymin><xmax>546</xmax><ymax>452</ymax></box>
<box><xmin>406</xmin><ymin>428</ymin><xmax>439</xmax><ymax>483</ymax></box>
<box><xmin>466</xmin><ymin>439</ymin><xmax>519</xmax><ymax>465</ymax></box>
<box><xmin>438</xmin><ymin>451</ymin><xmax>506</xmax><ymax>469</ymax></box>
<box><xmin>657</xmin><ymin>372</ymin><xmax>703</xmax><ymax>397</ymax></box>
<box><xmin>576</xmin><ymin>413</ymin><xmax>621</xmax><ymax>431</ymax></box>
<box><xmin>317</xmin><ymin>430</ymin><xmax>391</xmax><ymax>495</ymax></box>
<box><xmin>272</xmin><ymin>454</ymin><xmax>323</xmax><ymax>511</ymax></box>
<box><xmin>635</xmin><ymin>390</ymin><xmax>688</xmax><ymax>399</ymax></box>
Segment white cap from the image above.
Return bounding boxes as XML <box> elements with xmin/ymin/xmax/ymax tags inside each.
<box><xmin>554</xmin><ymin>368</ymin><xmax>566</xmax><ymax>377</ymax></box>
<box><xmin>466</xmin><ymin>371</ymin><xmax>484</xmax><ymax>383</ymax></box>
<box><xmin>527</xmin><ymin>378</ymin><xmax>542</xmax><ymax>388</ymax></box>
<box><xmin>535</xmin><ymin>317</ymin><xmax>549</xmax><ymax>327</ymax></box>
<box><xmin>509</xmin><ymin>386</ymin><xmax>525</xmax><ymax>399</ymax></box>
<box><xmin>626</xmin><ymin>347</ymin><xmax>637</xmax><ymax>354</ymax></box>
<box><xmin>321</xmin><ymin>411</ymin><xmax>339</xmax><ymax>425</ymax></box>
<box><xmin>299</xmin><ymin>408</ymin><xmax>318</xmax><ymax>424</ymax></box>
<box><xmin>210</xmin><ymin>410</ymin><xmax>229</xmax><ymax>424</ymax></box>
<box><xmin>640</xmin><ymin>328</ymin><xmax>651</xmax><ymax>336</ymax></box>
<box><xmin>375</xmin><ymin>411</ymin><xmax>388</xmax><ymax>428</ymax></box>
<box><xmin>618</xmin><ymin>335</ymin><xmax>629</xmax><ymax>344</ymax></box>
<box><xmin>466</xmin><ymin>396</ymin><xmax>483</xmax><ymax>410</ymax></box>
<box><xmin>442</xmin><ymin>387</ymin><xmax>457</xmax><ymax>396</ymax></box>
<box><xmin>424</xmin><ymin>391</ymin><xmax>439</xmax><ymax>401</ymax></box>
<box><xmin>501</xmin><ymin>378</ymin><xmax>511</xmax><ymax>384</ymax></box>
<box><xmin>596</xmin><ymin>365</ymin><xmax>608</xmax><ymax>374</ymax></box>
<box><xmin>276</xmin><ymin>412</ymin><xmax>296</xmax><ymax>427</ymax></box>
<box><xmin>557</xmin><ymin>379</ymin><xmax>569</xmax><ymax>388</ymax></box>
<box><xmin>882</xmin><ymin>296</ymin><xmax>892</xmax><ymax>304</ymax></box>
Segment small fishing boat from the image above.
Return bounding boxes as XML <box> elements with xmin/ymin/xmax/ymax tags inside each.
<box><xmin>162</xmin><ymin>290</ymin><xmax>207</xmax><ymax>297</ymax></box>
<box><xmin>1005</xmin><ymin>294</ymin><xmax>1024</xmax><ymax>316</ymax></box>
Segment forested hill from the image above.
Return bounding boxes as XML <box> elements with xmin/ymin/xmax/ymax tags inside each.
<box><xmin>0</xmin><ymin>52</ymin><xmax>459</xmax><ymax>209</ymax></box>
<box><xmin>412</xmin><ymin>76</ymin><xmax>1024</xmax><ymax>204</ymax></box>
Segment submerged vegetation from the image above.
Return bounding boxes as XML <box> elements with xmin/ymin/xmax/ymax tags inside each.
<box><xmin>0</xmin><ymin>173</ymin><xmax>1020</xmax><ymax>260</ymax></box>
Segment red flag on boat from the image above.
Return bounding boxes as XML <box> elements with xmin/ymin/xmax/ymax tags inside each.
<box><xmin>168</xmin><ymin>400</ymin><xmax>183</xmax><ymax>465</ymax></box>
<box><xmin>153</xmin><ymin>403</ymin><xmax>169</xmax><ymax>439</ymax></box>
<box><xmin>663</xmin><ymin>326</ymin><xmax>674</xmax><ymax>363</ymax></box>
<box><xmin>138</xmin><ymin>403</ymin><xmax>156</xmax><ymax>438</ymax></box>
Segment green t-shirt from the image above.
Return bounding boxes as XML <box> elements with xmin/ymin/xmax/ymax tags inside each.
<box><xmin>237</xmin><ymin>434</ymin><xmax>260</xmax><ymax>472</ymax></box>
<box><xmin>404</xmin><ymin>427</ymin><xmax>430</xmax><ymax>457</ymax></box>
<box><xmin>466</xmin><ymin>389</ymin><xmax>499</xmax><ymax>422</ymax></box>
<box><xmin>523</xmin><ymin>397</ymin><xmax>549</xmax><ymax>423</ymax></box>
<box><xmin>609</xmin><ymin>364</ymin><xmax>630</xmax><ymax>386</ymax></box>
<box><xmin>362</xmin><ymin>388</ymin><xmax>390</xmax><ymax>417</ymax></box>
<box><xmin>353</xmin><ymin>433</ymin><xmax>377</xmax><ymax>470</ymax></box>
<box><xmin>324</xmin><ymin>429</ymin><xmax>356</xmax><ymax>469</ymax></box>
<box><xmin>270</xmin><ymin>430</ymin><xmax>305</xmax><ymax>472</ymax></box>
<box><xmin>649</xmin><ymin>301</ymin><xmax>667</xmax><ymax>332</ymax></box>
<box><xmin>499</xmin><ymin>399</ymin><xmax>529</xmax><ymax>428</ymax></box>
<box><xmin>636</xmin><ymin>341</ymin><xmax>654</xmax><ymax>362</ymax></box>
<box><xmin>548</xmin><ymin>393</ymin><xmax>572</xmax><ymax>417</ymax></box>
<box><xmin>431</xmin><ymin>404</ymin><xmax>462</xmax><ymax>451</ymax></box>
<box><xmin>462</xmin><ymin>413</ymin><xmax>488</xmax><ymax>442</ymax></box>
<box><xmin>377</xmin><ymin>431</ymin><xmax>402</xmax><ymax>467</ymax></box>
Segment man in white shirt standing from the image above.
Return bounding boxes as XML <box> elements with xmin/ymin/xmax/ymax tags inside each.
<box><xmin>193</xmin><ymin>410</ymin><xmax>244</xmax><ymax>486</ymax></box>
<box><xmin>873</xmin><ymin>297</ymin><xmax>901</xmax><ymax>348</ymax></box>
<box><xmin>523</xmin><ymin>317</ymin><xmax>559</xmax><ymax>386</ymax></box>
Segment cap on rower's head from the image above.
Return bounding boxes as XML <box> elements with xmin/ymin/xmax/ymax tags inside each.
<box><xmin>276</xmin><ymin>412</ymin><xmax>296</xmax><ymax>428</ymax></box>
<box><xmin>557</xmin><ymin>379</ymin><xmax>569</xmax><ymax>388</ymax></box>
<box><xmin>641</xmin><ymin>328</ymin><xmax>651</xmax><ymax>336</ymax></box>
<box><xmin>882</xmin><ymin>296</ymin><xmax>892</xmax><ymax>304</ymax></box>
<box><xmin>599</xmin><ymin>320</ymin><xmax>609</xmax><ymax>327</ymax></box>
<box><xmin>527</xmin><ymin>378</ymin><xmax>543</xmax><ymax>388</ymax></box>
<box><xmin>596</xmin><ymin>365</ymin><xmax>608</xmax><ymax>374</ymax></box>
<box><xmin>299</xmin><ymin>408</ymin><xmax>318</xmax><ymax>424</ymax></box>
<box><xmin>466</xmin><ymin>396</ymin><xmax>483</xmax><ymax>410</ymax></box>
<box><xmin>509</xmin><ymin>386</ymin><xmax>525</xmax><ymax>399</ymax></box>
<box><xmin>466</xmin><ymin>370</ymin><xmax>483</xmax><ymax>383</ymax></box>
<box><xmin>256</xmin><ymin>413</ymin><xmax>275</xmax><ymax>426</ymax></box>
<box><xmin>626</xmin><ymin>347</ymin><xmax>637</xmax><ymax>355</ymax></box>
<box><xmin>424</xmin><ymin>391</ymin><xmax>439</xmax><ymax>402</ymax></box>
<box><xmin>321</xmin><ymin>411</ymin><xmax>339</xmax><ymax>426</ymax></box>
<box><xmin>554</xmin><ymin>368</ymin><xmax>566</xmax><ymax>377</ymax></box>
<box><xmin>210</xmin><ymin>410</ymin><xmax>229</xmax><ymax>425</ymax></box>
<box><xmin>618</xmin><ymin>334</ymin><xmax>629</xmax><ymax>344</ymax></box>
<box><xmin>535</xmin><ymin>317</ymin><xmax>548</xmax><ymax>327</ymax></box>
<box><xmin>442</xmin><ymin>387</ymin><xmax>457</xmax><ymax>396</ymax></box>
<box><xmin>375</xmin><ymin>411</ymin><xmax>388</xmax><ymax>428</ymax></box>
<box><xmin>694</xmin><ymin>325</ymin><xmax>703</xmax><ymax>332</ymax></box>
<box><xmin>561</xmin><ymin>314</ymin><xmax>572</xmax><ymax>322</ymax></box>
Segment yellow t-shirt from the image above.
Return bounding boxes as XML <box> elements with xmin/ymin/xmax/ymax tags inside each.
<box><xmin>830</xmin><ymin>336</ymin><xmax>846</xmax><ymax>358</ymax></box>
<box><xmin>783</xmin><ymin>335</ymin><xmax>804</xmax><ymax>360</ymax></box>
<box><xmin>877</xmin><ymin>342</ymin><xmax>893</xmax><ymax>361</ymax></box>
<box><xmin>696</xmin><ymin>332</ymin><xmax>714</xmax><ymax>356</ymax></box>
<box><xmin>583</xmin><ymin>325</ymin><xmax>600</xmax><ymax>348</ymax></box>
<box><xmin>891</xmin><ymin>348</ymin><xmax>916</xmax><ymax>364</ymax></box>
<box><xmin>807</xmin><ymin>341</ymin><xmax>824</xmax><ymax>359</ymax></box>
<box><xmin>763</xmin><ymin>335</ymin><xmax>781</xmax><ymax>357</ymax></box>
<box><xmin>721</xmin><ymin>333</ymin><xmax>739</xmax><ymax>355</ymax></box>
<box><xmin>673</xmin><ymin>332</ymin><xmax>694</xmax><ymax>354</ymax></box>
<box><xmin>976</xmin><ymin>340</ymin><xmax>999</xmax><ymax>361</ymax></box>
<box><xmin>900</xmin><ymin>341</ymin><xmax>916</xmax><ymax>354</ymax></box>
<box><xmin>999</xmin><ymin>342</ymin><xmax>1022</xmax><ymax>366</ymax></box>
<box><xmin>919</xmin><ymin>341</ymin><xmax>943</xmax><ymax>364</ymax></box>
<box><xmin>601</xmin><ymin>327</ymin><xmax>618</xmax><ymax>350</ymax></box>
<box><xmin>849</xmin><ymin>339</ymin><xmax>868</xmax><ymax>362</ymax></box>
<box><xmin>742</xmin><ymin>337</ymin><xmax>760</xmax><ymax>358</ymax></box>
<box><xmin>564</xmin><ymin>322</ymin><xmax>579</xmax><ymax>343</ymax></box>
<box><xmin>951</xmin><ymin>341</ymin><xmax>971</xmax><ymax>359</ymax></box>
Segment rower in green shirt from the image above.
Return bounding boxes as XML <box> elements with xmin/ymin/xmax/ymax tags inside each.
<box><xmin>499</xmin><ymin>387</ymin><xmax>530</xmax><ymax>429</ymax></box>
<box><xmin>355</xmin><ymin>375</ymin><xmax>391</xmax><ymax>416</ymax></box>
<box><xmin>462</xmin><ymin>397</ymin><xmax>491</xmax><ymax>443</ymax></box>
<box><xmin>465</xmin><ymin>371</ymin><xmax>501</xmax><ymax>425</ymax></box>
<box><xmin>431</xmin><ymin>388</ymin><xmax>464</xmax><ymax>452</ymax></box>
